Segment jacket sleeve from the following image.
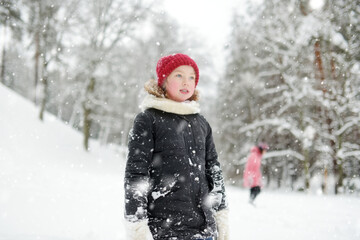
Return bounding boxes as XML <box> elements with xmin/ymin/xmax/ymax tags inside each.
<box><xmin>204</xmin><ymin>121</ymin><xmax>228</xmax><ymax>211</ymax></box>
<box><xmin>124</xmin><ymin>111</ymin><xmax>154</xmax><ymax>222</ymax></box>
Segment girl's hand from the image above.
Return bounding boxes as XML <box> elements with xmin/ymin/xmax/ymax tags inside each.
<box><xmin>126</xmin><ymin>219</ymin><xmax>152</xmax><ymax>240</ymax></box>
<box><xmin>215</xmin><ymin>209</ymin><xmax>229</xmax><ymax>240</ymax></box>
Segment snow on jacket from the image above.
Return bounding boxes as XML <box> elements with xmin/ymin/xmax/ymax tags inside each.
<box><xmin>124</xmin><ymin>92</ymin><xmax>227</xmax><ymax>240</ymax></box>
<box><xmin>243</xmin><ymin>146</ymin><xmax>263</xmax><ymax>188</ymax></box>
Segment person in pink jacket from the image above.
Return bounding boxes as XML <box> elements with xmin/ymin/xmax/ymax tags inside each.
<box><xmin>243</xmin><ymin>143</ymin><xmax>269</xmax><ymax>204</ymax></box>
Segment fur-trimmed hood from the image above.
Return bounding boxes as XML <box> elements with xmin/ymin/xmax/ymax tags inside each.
<box><xmin>140</xmin><ymin>79</ymin><xmax>200</xmax><ymax>115</ymax></box>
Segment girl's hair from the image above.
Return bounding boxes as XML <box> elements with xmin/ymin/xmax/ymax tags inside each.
<box><xmin>257</xmin><ymin>142</ymin><xmax>269</xmax><ymax>154</ymax></box>
<box><xmin>258</xmin><ymin>146</ymin><xmax>264</xmax><ymax>154</ymax></box>
<box><xmin>144</xmin><ymin>79</ymin><xmax>199</xmax><ymax>101</ymax></box>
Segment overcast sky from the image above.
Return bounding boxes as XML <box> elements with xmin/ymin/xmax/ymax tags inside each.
<box><xmin>161</xmin><ymin>0</ymin><xmax>250</xmax><ymax>76</ymax></box>
<box><xmin>160</xmin><ymin>0</ymin><xmax>324</xmax><ymax>77</ymax></box>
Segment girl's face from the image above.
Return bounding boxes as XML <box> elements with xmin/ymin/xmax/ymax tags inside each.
<box><xmin>164</xmin><ymin>65</ymin><xmax>196</xmax><ymax>102</ymax></box>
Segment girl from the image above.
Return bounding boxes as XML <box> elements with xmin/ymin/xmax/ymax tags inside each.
<box><xmin>124</xmin><ymin>53</ymin><xmax>229</xmax><ymax>240</ymax></box>
<box><xmin>243</xmin><ymin>143</ymin><xmax>269</xmax><ymax>204</ymax></box>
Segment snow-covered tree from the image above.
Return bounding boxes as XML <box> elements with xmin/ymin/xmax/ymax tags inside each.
<box><xmin>23</xmin><ymin>0</ymin><xmax>78</xmax><ymax>121</ymax></box>
<box><xmin>62</xmin><ymin>0</ymin><xmax>152</xmax><ymax>150</ymax></box>
<box><xmin>0</xmin><ymin>0</ymin><xmax>22</xmax><ymax>85</ymax></box>
<box><xmin>219</xmin><ymin>0</ymin><xmax>360</xmax><ymax>193</ymax></box>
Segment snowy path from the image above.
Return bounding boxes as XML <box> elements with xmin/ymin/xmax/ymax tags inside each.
<box><xmin>2</xmin><ymin>161</ymin><xmax>360</xmax><ymax>240</ymax></box>
<box><xmin>228</xmin><ymin>188</ymin><xmax>360</xmax><ymax>240</ymax></box>
<box><xmin>1</xmin><ymin>84</ymin><xmax>360</xmax><ymax>240</ymax></box>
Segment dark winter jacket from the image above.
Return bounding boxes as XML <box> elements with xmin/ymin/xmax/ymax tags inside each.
<box><xmin>124</xmin><ymin>94</ymin><xmax>227</xmax><ymax>240</ymax></box>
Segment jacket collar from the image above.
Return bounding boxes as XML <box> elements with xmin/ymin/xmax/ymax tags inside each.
<box><xmin>140</xmin><ymin>94</ymin><xmax>200</xmax><ymax>115</ymax></box>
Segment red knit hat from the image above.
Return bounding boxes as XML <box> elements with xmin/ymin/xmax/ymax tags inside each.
<box><xmin>156</xmin><ymin>53</ymin><xmax>199</xmax><ymax>87</ymax></box>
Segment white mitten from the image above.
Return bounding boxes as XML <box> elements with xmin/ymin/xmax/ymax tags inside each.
<box><xmin>126</xmin><ymin>220</ymin><xmax>152</xmax><ymax>240</ymax></box>
<box><xmin>215</xmin><ymin>209</ymin><xmax>229</xmax><ymax>240</ymax></box>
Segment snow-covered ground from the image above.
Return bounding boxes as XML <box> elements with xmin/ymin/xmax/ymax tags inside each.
<box><xmin>1</xmin><ymin>84</ymin><xmax>360</xmax><ymax>240</ymax></box>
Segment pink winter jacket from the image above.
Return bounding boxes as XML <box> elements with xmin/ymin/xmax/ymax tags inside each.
<box><xmin>243</xmin><ymin>146</ymin><xmax>263</xmax><ymax>188</ymax></box>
